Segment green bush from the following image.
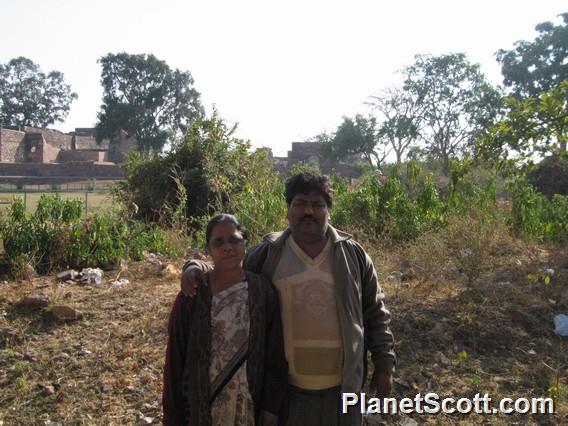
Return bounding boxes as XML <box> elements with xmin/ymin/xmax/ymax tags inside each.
<box><xmin>509</xmin><ymin>178</ymin><xmax>568</xmax><ymax>242</ymax></box>
<box><xmin>230</xmin><ymin>155</ymin><xmax>288</xmax><ymax>244</ymax></box>
<box><xmin>332</xmin><ymin>167</ymin><xmax>445</xmax><ymax>243</ymax></box>
<box><xmin>0</xmin><ymin>195</ymin><xmax>174</xmax><ymax>277</ymax></box>
<box><xmin>447</xmin><ymin>160</ymin><xmax>497</xmax><ymax>214</ymax></box>
<box><xmin>116</xmin><ymin>112</ymin><xmax>259</xmax><ymax>226</ymax></box>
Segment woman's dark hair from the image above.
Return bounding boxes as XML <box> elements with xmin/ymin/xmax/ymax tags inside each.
<box><xmin>285</xmin><ymin>172</ymin><xmax>333</xmax><ymax>208</ymax></box>
<box><xmin>205</xmin><ymin>213</ymin><xmax>249</xmax><ymax>247</ymax></box>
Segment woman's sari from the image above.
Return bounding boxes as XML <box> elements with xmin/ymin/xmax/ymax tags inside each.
<box><xmin>210</xmin><ymin>281</ymin><xmax>254</xmax><ymax>426</ymax></box>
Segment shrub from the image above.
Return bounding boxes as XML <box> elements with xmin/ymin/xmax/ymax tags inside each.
<box><xmin>116</xmin><ymin>112</ymin><xmax>260</xmax><ymax>227</ymax></box>
<box><xmin>0</xmin><ymin>195</ymin><xmax>175</xmax><ymax>277</ymax></box>
<box><xmin>332</xmin><ymin>167</ymin><xmax>445</xmax><ymax>244</ymax></box>
<box><xmin>405</xmin><ymin>230</ymin><xmax>450</xmax><ymax>285</ymax></box>
<box><xmin>509</xmin><ymin>178</ymin><xmax>568</xmax><ymax>242</ymax></box>
<box><xmin>527</xmin><ymin>154</ymin><xmax>568</xmax><ymax>197</ymax></box>
<box><xmin>445</xmin><ymin>209</ymin><xmax>505</xmax><ymax>288</ymax></box>
<box><xmin>230</xmin><ymin>152</ymin><xmax>288</xmax><ymax>244</ymax></box>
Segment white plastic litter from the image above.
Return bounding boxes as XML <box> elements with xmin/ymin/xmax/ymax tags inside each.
<box><xmin>80</xmin><ymin>268</ymin><xmax>104</xmax><ymax>285</ymax></box>
<box><xmin>111</xmin><ymin>278</ymin><xmax>130</xmax><ymax>287</ymax></box>
<box><xmin>553</xmin><ymin>314</ymin><xmax>568</xmax><ymax>336</ymax></box>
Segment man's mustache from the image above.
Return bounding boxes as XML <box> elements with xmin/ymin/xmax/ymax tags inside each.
<box><xmin>301</xmin><ymin>215</ymin><xmax>316</xmax><ymax>221</ymax></box>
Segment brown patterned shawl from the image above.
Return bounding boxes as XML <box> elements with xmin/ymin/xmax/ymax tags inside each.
<box><xmin>162</xmin><ymin>271</ymin><xmax>287</xmax><ymax>425</ymax></box>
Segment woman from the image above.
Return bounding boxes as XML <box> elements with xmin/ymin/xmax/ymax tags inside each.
<box><xmin>163</xmin><ymin>214</ymin><xmax>287</xmax><ymax>425</ymax></box>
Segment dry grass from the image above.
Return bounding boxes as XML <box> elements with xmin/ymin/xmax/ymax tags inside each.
<box><xmin>1</xmin><ymin>237</ymin><xmax>567</xmax><ymax>425</ymax></box>
<box><xmin>0</xmin><ymin>261</ymin><xmax>180</xmax><ymax>425</ymax></box>
<box><xmin>369</xmin><ymin>237</ymin><xmax>568</xmax><ymax>425</ymax></box>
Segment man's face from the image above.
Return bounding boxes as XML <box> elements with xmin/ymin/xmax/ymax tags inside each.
<box><xmin>287</xmin><ymin>191</ymin><xmax>329</xmax><ymax>243</ymax></box>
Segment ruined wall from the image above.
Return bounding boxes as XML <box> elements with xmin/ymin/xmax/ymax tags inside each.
<box><xmin>320</xmin><ymin>163</ymin><xmax>361</xmax><ymax>178</ymax></box>
<box><xmin>284</xmin><ymin>141</ymin><xmax>361</xmax><ymax>178</ymax></box>
<box><xmin>0</xmin><ymin>162</ymin><xmax>126</xmax><ymax>178</ymax></box>
<box><xmin>0</xmin><ymin>128</ymin><xmax>26</xmax><ymax>162</ymax></box>
<box><xmin>58</xmin><ymin>150</ymin><xmax>105</xmax><ymax>163</ymax></box>
<box><xmin>74</xmin><ymin>135</ymin><xmax>109</xmax><ymax>151</ymax></box>
<box><xmin>1</xmin><ymin>126</ymin><xmax>136</xmax><ymax>165</ymax></box>
<box><xmin>22</xmin><ymin>133</ymin><xmax>45</xmax><ymax>163</ymax></box>
<box><xmin>42</xmin><ymin>138</ymin><xmax>61</xmax><ymax>163</ymax></box>
<box><xmin>107</xmin><ymin>130</ymin><xmax>136</xmax><ymax>163</ymax></box>
<box><xmin>287</xmin><ymin>142</ymin><xmax>322</xmax><ymax>166</ymax></box>
<box><xmin>22</xmin><ymin>126</ymin><xmax>72</xmax><ymax>151</ymax></box>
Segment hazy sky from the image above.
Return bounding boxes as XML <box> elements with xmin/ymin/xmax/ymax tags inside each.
<box><xmin>1</xmin><ymin>0</ymin><xmax>566</xmax><ymax>156</ymax></box>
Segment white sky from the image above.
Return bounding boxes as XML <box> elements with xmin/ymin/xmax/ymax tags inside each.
<box><xmin>1</xmin><ymin>0</ymin><xmax>566</xmax><ymax>156</ymax></box>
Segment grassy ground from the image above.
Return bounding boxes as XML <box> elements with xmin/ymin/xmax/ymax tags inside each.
<box><xmin>0</xmin><ymin>238</ymin><xmax>566</xmax><ymax>424</ymax></box>
<box><xmin>0</xmin><ymin>192</ymin><xmax>113</xmax><ymax>214</ymax></box>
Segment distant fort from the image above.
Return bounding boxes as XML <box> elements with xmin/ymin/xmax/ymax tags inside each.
<box><xmin>0</xmin><ymin>126</ymin><xmax>360</xmax><ymax>184</ymax></box>
<box><xmin>260</xmin><ymin>142</ymin><xmax>361</xmax><ymax>178</ymax></box>
<box><xmin>0</xmin><ymin>126</ymin><xmax>134</xmax><ymax>184</ymax></box>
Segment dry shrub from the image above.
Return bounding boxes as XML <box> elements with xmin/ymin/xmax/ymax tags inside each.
<box><xmin>404</xmin><ymin>208</ymin><xmax>509</xmax><ymax>291</ymax></box>
<box><xmin>160</xmin><ymin>228</ymin><xmax>193</xmax><ymax>260</ymax></box>
<box><xmin>405</xmin><ymin>230</ymin><xmax>450</xmax><ymax>285</ymax></box>
<box><xmin>445</xmin><ymin>209</ymin><xmax>507</xmax><ymax>289</ymax></box>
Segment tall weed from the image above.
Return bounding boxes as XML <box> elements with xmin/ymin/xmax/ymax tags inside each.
<box><xmin>509</xmin><ymin>178</ymin><xmax>568</xmax><ymax>242</ymax></box>
<box><xmin>0</xmin><ymin>195</ymin><xmax>175</xmax><ymax>277</ymax></box>
<box><xmin>445</xmin><ymin>209</ymin><xmax>505</xmax><ymax>288</ymax></box>
<box><xmin>332</xmin><ymin>168</ymin><xmax>445</xmax><ymax>243</ymax></box>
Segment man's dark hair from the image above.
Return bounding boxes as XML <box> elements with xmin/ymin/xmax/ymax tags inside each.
<box><xmin>285</xmin><ymin>172</ymin><xmax>333</xmax><ymax>208</ymax></box>
<box><xmin>205</xmin><ymin>213</ymin><xmax>249</xmax><ymax>248</ymax></box>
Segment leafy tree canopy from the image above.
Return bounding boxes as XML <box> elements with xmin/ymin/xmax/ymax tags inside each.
<box><xmin>496</xmin><ymin>12</ymin><xmax>568</xmax><ymax>98</ymax></box>
<box><xmin>0</xmin><ymin>57</ymin><xmax>77</xmax><ymax>128</ymax></box>
<box><xmin>478</xmin><ymin>80</ymin><xmax>568</xmax><ymax>173</ymax></box>
<box><xmin>368</xmin><ymin>87</ymin><xmax>422</xmax><ymax>165</ymax></box>
<box><xmin>402</xmin><ymin>53</ymin><xmax>502</xmax><ymax>175</ymax></box>
<box><xmin>96</xmin><ymin>52</ymin><xmax>204</xmax><ymax>152</ymax></box>
<box><xmin>320</xmin><ymin>114</ymin><xmax>389</xmax><ymax>170</ymax></box>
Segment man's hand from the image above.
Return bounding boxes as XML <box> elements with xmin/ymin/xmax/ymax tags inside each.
<box><xmin>259</xmin><ymin>410</ymin><xmax>278</xmax><ymax>426</ymax></box>
<box><xmin>369</xmin><ymin>372</ymin><xmax>392</xmax><ymax>398</ymax></box>
<box><xmin>180</xmin><ymin>266</ymin><xmax>203</xmax><ymax>297</ymax></box>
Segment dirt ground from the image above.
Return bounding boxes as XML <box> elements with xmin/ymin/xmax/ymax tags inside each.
<box><xmin>0</xmin><ymin>243</ymin><xmax>567</xmax><ymax>425</ymax></box>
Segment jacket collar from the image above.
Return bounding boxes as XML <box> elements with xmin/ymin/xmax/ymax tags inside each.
<box><xmin>262</xmin><ymin>224</ymin><xmax>352</xmax><ymax>248</ymax></box>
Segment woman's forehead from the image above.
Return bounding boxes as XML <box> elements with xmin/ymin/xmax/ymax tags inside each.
<box><xmin>211</xmin><ymin>221</ymin><xmax>240</xmax><ymax>235</ymax></box>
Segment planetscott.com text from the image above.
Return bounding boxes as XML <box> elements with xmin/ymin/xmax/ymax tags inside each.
<box><xmin>342</xmin><ymin>392</ymin><xmax>555</xmax><ymax>415</ymax></box>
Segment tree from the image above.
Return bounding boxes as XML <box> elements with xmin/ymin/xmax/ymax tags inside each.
<box><xmin>320</xmin><ymin>114</ymin><xmax>390</xmax><ymax>170</ymax></box>
<box><xmin>478</xmin><ymin>80</ymin><xmax>568</xmax><ymax>170</ymax></box>
<box><xmin>96</xmin><ymin>53</ymin><xmax>204</xmax><ymax>152</ymax></box>
<box><xmin>116</xmin><ymin>111</ymin><xmax>286</xmax><ymax>243</ymax></box>
<box><xmin>0</xmin><ymin>57</ymin><xmax>77</xmax><ymax>127</ymax></box>
<box><xmin>367</xmin><ymin>87</ymin><xmax>422</xmax><ymax>165</ymax></box>
<box><xmin>496</xmin><ymin>12</ymin><xmax>568</xmax><ymax>98</ymax></box>
<box><xmin>402</xmin><ymin>53</ymin><xmax>502</xmax><ymax>175</ymax></box>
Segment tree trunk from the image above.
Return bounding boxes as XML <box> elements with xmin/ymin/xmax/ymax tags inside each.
<box><xmin>442</xmin><ymin>155</ymin><xmax>450</xmax><ymax>176</ymax></box>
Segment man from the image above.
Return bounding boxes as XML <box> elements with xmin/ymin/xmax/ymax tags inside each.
<box><xmin>181</xmin><ymin>172</ymin><xmax>395</xmax><ymax>425</ymax></box>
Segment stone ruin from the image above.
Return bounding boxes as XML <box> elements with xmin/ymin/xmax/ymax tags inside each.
<box><xmin>0</xmin><ymin>126</ymin><xmax>135</xmax><ymax>165</ymax></box>
<box><xmin>0</xmin><ymin>126</ymin><xmax>136</xmax><ymax>183</ymax></box>
<box><xmin>261</xmin><ymin>141</ymin><xmax>363</xmax><ymax>178</ymax></box>
<box><xmin>0</xmin><ymin>125</ymin><xmax>361</xmax><ymax>182</ymax></box>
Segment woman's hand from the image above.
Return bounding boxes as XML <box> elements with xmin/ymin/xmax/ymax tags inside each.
<box><xmin>180</xmin><ymin>266</ymin><xmax>203</xmax><ymax>297</ymax></box>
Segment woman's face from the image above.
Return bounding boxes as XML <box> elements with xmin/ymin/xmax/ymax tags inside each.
<box><xmin>207</xmin><ymin>221</ymin><xmax>246</xmax><ymax>271</ymax></box>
